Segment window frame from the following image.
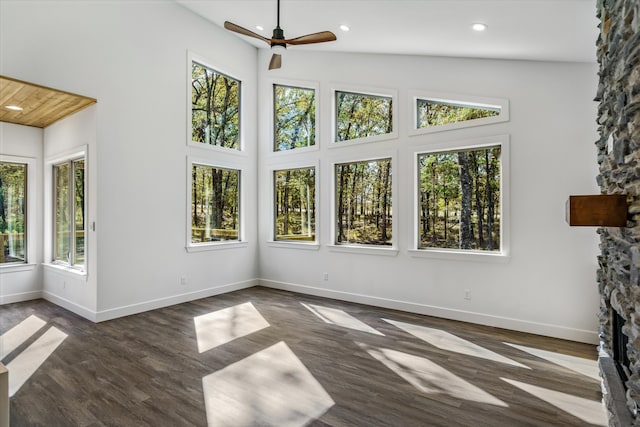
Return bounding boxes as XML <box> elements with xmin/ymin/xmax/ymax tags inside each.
<box><xmin>187</xmin><ymin>51</ymin><xmax>246</xmax><ymax>154</ymax></box>
<box><xmin>408</xmin><ymin>90</ymin><xmax>509</xmax><ymax>136</ymax></box>
<box><xmin>186</xmin><ymin>156</ymin><xmax>247</xmax><ymax>252</ymax></box>
<box><xmin>331</xmin><ymin>84</ymin><xmax>398</xmax><ymax>147</ymax></box>
<box><xmin>267</xmin><ymin>160</ymin><xmax>320</xmax><ymax>249</ymax></box>
<box><xmin>270</xmin><ymin>79</ymin><xmax>320</xmax><ymax>156</ymax></box>
<box><xmin>328</xmin><ymin>152</ymin><xmax>399</xmax><ymax>256</ymax></box>
<box><xmin>409</xmin><ymin>135</ymin><xmax>510</xmax><ymax>261</ymax></box>
<box><xmin>0</xmin><ymin>155</ymin><xmax>36</xmax><ymax>270</ymax></box>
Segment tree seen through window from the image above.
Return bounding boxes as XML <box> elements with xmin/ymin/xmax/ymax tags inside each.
<box><xmin>274</xmin><ymin>167</ymin><xmax>315</xmax><ymax>241</ymax></box>
<box><xmin>274</xmin><ymin>85</ymin><xmax>316</xmax><ymax>151</ymax></box>
<box><xmin>0</xmin><ymin>162</ymin><xmax>26</xmax><ymax>264</ymax></box>
<box><xmin>335</xmin><ymin>91</ymin><xmax>393</xmax><ymax>142</ymax></box>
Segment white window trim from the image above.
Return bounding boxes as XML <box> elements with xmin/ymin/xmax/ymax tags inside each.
<box><xmin>408</xmin><ymin>90</ymin><xmax>509</xmax><ymax>137</ymax></box>
<box><xmin>267</xmin><ymin>160</ymin><xmax>320</xmax><ymax>247</ymax></box>
<box><xmin>0</xmin><ymin>155</ymin><xmax>36</xmax><ymax>270</ymax></box>
<box><xmin>410</xmin><ymin>134</ymin><xmax>510</xmax><ymax>261</ymax></box>
<box><xmin>187</xmin><ymin>50</ymin><xmax>247</xmax><ymax>155</ymax></box>
<box><xmin>330</xmin><ymin>84</ymin><xmax>398</xmax><ymax>147</ymax></box>
<box><xmin>268</xmin><ymin>78</ymin><xmax>320</xmax><ymax>157</ymax></box>
<box><xmin>44</xmin><ymin>146</ymin><xmax>88</xmax><ymax>277</ymax></box>
<box><xmin>185</xmin><ymin>156</ymin><xmax>247</xmax><ymax>252</ymax></box>
<box><xmin>329</xmin><ymin>150</ymin><xmax>399</xmax><ymax>254</ymax></box>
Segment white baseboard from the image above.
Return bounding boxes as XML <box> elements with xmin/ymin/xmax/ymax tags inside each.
<box><xmin>0</xmin><ymin>291</ymin><xmax>42</xmax><ymax>305</ymax></box>
<box><xmin>258</xmin><ymin>279</ymin><xmax>599</xmax><ymax>344</ymax></box>
<box><xmin>94</xmin><ymin>279</ymin><xmax>258</xmax><ymax>322</ymax></box>
<box><xmin>42</xmin><ymin>291</ymin><xmax>97</xmax><ymax>322</ymax></box>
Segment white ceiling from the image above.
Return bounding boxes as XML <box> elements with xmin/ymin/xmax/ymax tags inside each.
<box><xmin>177</xmin><ymin>0</ymin><xmax>599</xmax><ymax>63</ymax></box>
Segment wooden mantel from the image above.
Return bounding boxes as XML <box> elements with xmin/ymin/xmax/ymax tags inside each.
<box><xmin>0</xmin><ymin>75</ymin><xmax>96</xmax><ymax>128</ymax></box>
<box><xmin>566</xmin><ymin>194</ymin><xmax>628</xmax><ymax>227</ymax></box>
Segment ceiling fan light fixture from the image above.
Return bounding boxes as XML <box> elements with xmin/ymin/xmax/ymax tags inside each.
<box><xmin>272</xmin><ymin>44</ymin><xmax>286</xmax><ymax>54</ymax></box>
<box><xmin>472</xmin><ymin>23</ymin><xmax>487</xmax><ymax>32</ymax></box>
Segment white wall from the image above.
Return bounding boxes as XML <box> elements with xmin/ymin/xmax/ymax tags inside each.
<box><xmin>0</xmin><ymin>1</ymin><xmax>258</xmax><ymax>320</ymax></box>
<box><xmin>0</xmin><ymin>123</ymin><xmax>43</xmax><ymax>304</ymax></box>
<box><xmin>257</xmin><ymin>50</ymin><xmax>601</xmax><ymax>343</ymax></box>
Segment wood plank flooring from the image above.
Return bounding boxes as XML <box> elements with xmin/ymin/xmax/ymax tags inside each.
<box><xmin>2</xmin><ymin>287</ymin><xmax>605</xmax><ymax>426</ymax></box>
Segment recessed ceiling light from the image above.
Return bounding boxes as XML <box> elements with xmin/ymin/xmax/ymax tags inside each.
<box><xmin>5</xmin><ymin>105</ymin><xmax>23</xmax><ymax>111</ymax></box>
<box><xmin>339</xmin><ymin>24</ymin><xmax>350</xmax><ymax>32</ymax></box>
<box><xmin>472</xmin><ymin>23</ymin><xmax>487</xmax><ymax>32</ymax></box>
<box><xmin>256</xmin><ymin>25</ymin><xmax>264</xmax><ymax>31</ymax></box>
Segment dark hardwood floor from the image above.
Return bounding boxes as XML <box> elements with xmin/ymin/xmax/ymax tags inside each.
<box><xmin>2</xmin><ymin>287</ymin><xmax>604</xmax><ymax>426</ymax></box>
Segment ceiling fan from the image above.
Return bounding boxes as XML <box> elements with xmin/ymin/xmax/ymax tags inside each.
<box><xmin>224</xmin><ymin>0</ymin><xmax>337</xmax><ymax>70</ymax></box>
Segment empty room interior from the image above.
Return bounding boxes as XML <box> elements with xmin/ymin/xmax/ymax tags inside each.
<box><xmin>0</xmin><ymin>0</ymin><xmax>637</xmax><ymax>426</ymax></box>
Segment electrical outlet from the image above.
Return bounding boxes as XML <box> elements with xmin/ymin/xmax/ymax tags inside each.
<box><xmin>464</xmin><ymin>289</ymin><xmax>471</xmax><ymax>300</ymax></box>
<box><xmin>180</xmin><ymin>276</ymin><xmax>188</xmax><ymax>286</ymax></box>
<box><xmin>323</xmin><ymin>272</ymin><xmax>329</xmax><ymax>281</ymax></box>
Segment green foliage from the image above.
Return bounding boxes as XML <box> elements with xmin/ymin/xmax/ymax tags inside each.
<box><xmin>417</xmin><ymin>99</ymin><xmax>499</xmax><ymax>128</ymax></box>
<box><xmin>418</xmin><ymin>146</ymin><xmax>501</xmax><ymax>251</ymax></box>
<box><xmin>274</xmin><ymin>167</ymin><xmax>315</xmax><ymax>240</ymax></box>
<box><xmin>274</xmin><ymin>85</ymin><xmax>316</xmax><ymax>151</ymax></box>
<box><xmin>0</xmin><ymin>162</ymin><xmax>26</xmax><ymax>263</ymax></box>
<box><xmin>335</xmin><ymin>159</ymin><xmax>392</xmax><ymax>245</ymax></box>
<box><xmin>192</xmin><ymin>164</ymin><xmax>240</xmax><ymax>243</ymax></box>
<box><xmin>336</xmin><ymin>91</ymin><xmax>393</xmax><ymax>142</ymax></box>
<box><xmin>192</xmin><ymin>62</ymin><xmax>240</xmax><ymax>149</ymax></box>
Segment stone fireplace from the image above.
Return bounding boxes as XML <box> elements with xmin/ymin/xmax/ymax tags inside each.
<box><xmin>596</xmin><ymin>0</ymin><xmax>640</xmax><ymax>425</ymax></box>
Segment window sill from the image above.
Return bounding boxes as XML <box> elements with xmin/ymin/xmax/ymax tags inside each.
<box><xmin>187</xmin><ymin>141</ymin><xmax>248</xmax><ymax>157</ymax></box>
<box><xmin>0</xmin><ymin>263</ymin><xmax>37</xmax><ymax>273</ymax></box>
<box><xmin>327</xmin><ymin>244</ymin><xmax>399</xmax><ymax>257</ymax></box>
<box><xmin>43</xmin><ymin>263</ymin><xmax>87</xmax><ymax>276</ymax></box>
<box><xmin>408</xmin><ymin>248</ymin><xmax>510</xmax><ymax>263</ymax></box>
<box><xmin>266</xmin><ymin>241</ymin><xmax>320</xmax><ymax>250</ymax></box>
<box><xmin>186</xmin><ymin>241</ymin><xmax>248</xmax><ymax>253</ymax></box>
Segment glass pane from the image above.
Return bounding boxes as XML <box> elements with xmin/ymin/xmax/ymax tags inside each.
<box><xmin>274</xmin><ymin>85</ymin><xmax>316</xmax><ymax>151</ymax></box>
<box><xmin>0</xmin><ymin>162</ymin><xmax>27</xmax><ymax>264</ymax></box>
<box><xmin>274</xmin><ymin>167</ymin><xmax>316</xmax><ymax>241</ymax></box>
<box><xmin>73</xmin><ymin>160</ymin><xmax>85</xmax><ymax>267</ymax></box>
<box><xmin>335</xmin><ymin>159</ymin><xmax>392</xmax><ymax>246</ymax></box>
<box><xmin>335</xmin><ymin>91</ymin><xmax>393</xmax><ymax>142</ymax></box>
<box><xmin>417</xmin><ymin>146</ymin><xmax>501</xmax><ymax>251</ymax></box>
<box><xmin>191</xmin><ymin>61</ymin><xmax>241</xmax><ymax>150</ymax></box>
<box><xmin>54</xmin><ymin>163</ymin><xmax>70</xmax><ymax>263</ymax></box>
<box><xmin>417</xmin><ymin>99</ymin><xmax>499</xmax><ymax>128</ymax></box>
<box><xmin>191</xmin><ymin>164</ymin><xmax>240</xmax><ymax>243</ymax></box>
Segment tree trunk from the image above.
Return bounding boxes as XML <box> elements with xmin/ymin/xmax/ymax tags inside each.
<box><xmin>458</xmin><ymin>151</ymin><xmax>472</xmax><ymax>249</ymax></box>
<box><xmin>486</xmin><ymin>150</ymin><xmax>494</xmax><ymax>250</ymax></box>
<box><xmin>381</xmin><ymin>162</ymin><xmax>391</xmax><ymax>242</ymax></box>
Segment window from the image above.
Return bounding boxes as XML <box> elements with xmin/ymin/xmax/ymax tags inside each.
<box><xmin>191</xmin><ymin>61</ymin><xmax>241</xmax><ymax>150</ymax></box>
<box><xmin>409</xmin><ymin>92</ymin><xmax>509</xmax><ymax>136</ymax></box>
<box><xmin>274</xmin><ymin>84</ymin><xmax>316</xmax><ymax>151</ymax></box>
<box><xmin>274</xmin><ymin>167</ymin><xmax>315</xmax><ymax>241</ymax></box>
<box><xmin>335</xmin><ymin>158</ymin><xmax>392</xmax><ymax>246</ymax></box>
<box><xmin>53</xmin><ymin>159</ymin><xmax>85</xmax><ymax>269</ymax></box>
<box><xmin>335</xmin><ymin>91</ymin><xmax>393</xmax><ymax>142</ymax></box>
<box><xmin>191</xmin><ymin>164</ymin><xmax>240</xmax><ymax>243</ymax></box>
<box><xmin>417</xmin><ymin>99</ymin><xmax>499</xmax><ymax>128</ymax></box>
<box><xmin>417</xmin><ymin>146</ymin><xmax>501</xmax><ymax>252</ymax></box>
<box><xmin>0</xmin><ymin>161</ymin><xmax>27</xmax><ymax>264</ymax></box>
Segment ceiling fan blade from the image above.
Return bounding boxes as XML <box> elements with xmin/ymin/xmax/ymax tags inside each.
<box><xmin>285</xmin><ymin>31</ymin><xmax>337</xmax><ymax>45</ymax></box>
<box><xmin>224</xmin><ymin>21</ymin><xmax>270</xmax><ymax>44</ymax></box>
<box><xmin>269</xmin><ymin>54</ymin><xmax>282</xmax><ymax>70</ymax></box>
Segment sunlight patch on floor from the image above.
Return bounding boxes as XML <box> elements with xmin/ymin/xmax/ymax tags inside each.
<box><xmin>0</xmin><ymin>315</ymin><xmax>46</xmax><ymax>360</ymax></box>
<box><xmin>501</xmin><ymin>378</ymin><xmax>607</xmax><ymax>426</ymax></box>
<box><xmin>302</xmin><ymin>303</ymin><xmax>384</xmax><ymax>335</ymax></box>
<box><xmin>503</xmin><ymin>342</ymin><xmax>599</xmax><ymax>380</ymax></box>
<box><xmin>194</xmin><ymin>302</ymin><xmax>270</xmax><ymax>353</ymax></box>
<box><xmin>7</xmin><ymin>326</ymin><xmax>67</xmax><ymax>396</ymax></box>
<box><xmin>384</xmin><ymin>319</ymin><xmax>528</xmax><ymax>369</ymax></box>
<box><xmin>202</xmin><ymin>341</ymin><xmax>334</xmax><ymax>427</ymax></box>
<box><xmin>361</xmin><ymin>343</ymin><xmax>508</xmax><ymax>407</ymax></box>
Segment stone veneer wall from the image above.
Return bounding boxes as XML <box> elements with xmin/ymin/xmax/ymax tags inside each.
<box><xmin>596</xmin><ymin>0</ymin><xmax>640</xmax><ymax>425</ymax></box>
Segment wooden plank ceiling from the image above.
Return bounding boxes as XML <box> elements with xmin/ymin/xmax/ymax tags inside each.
<box><xmin>0</xmin><ymin>75</ymin><xmax>96</xmax><ymax>128</ymax></box>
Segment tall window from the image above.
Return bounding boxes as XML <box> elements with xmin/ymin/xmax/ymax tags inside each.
<box><xmin>191</xmin><ymin>61</ymin><xmax>241</xmax><ymax>150</ymax></box>
<box><xmin>416</xmin><ymin>99</ymin><xmax>500</xmax><ymax>129</ymax></box>
<box><xmin>274</xmin><ymin>167</ymin><xmax>315</xmax><ymax>241</ymax></box>
<box><xmin>417</xmin><ymin>146</ymin><xmax>501</xmax><ymax>251</ymax></box>
<box><xmin>335</xmin><ymin>91</ymin><xmax>393</xmax><ymax>142</ymax></box>
<box><xmin>274</xmin><ymin>85</ymin><xmax>316</xmax><ymax>151</ymax></box>
<box><xmin>335</xmin><ymin>159</ymin><xmax>392</xmax><ymax>246</ymax></box>
<box><xmin>53</xmin><ymin>159</ymin><xmax>85</xmax><ymax>268</ymax></box>
<box><xmin>0</xmin><ymin>162</ymin><xmax>27</xmax><ymax>264</ymax></box>
<box><xmin>191</xmin><ymin>164</ymin><xmax>240</xmax><ymax>243</ymax></box>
